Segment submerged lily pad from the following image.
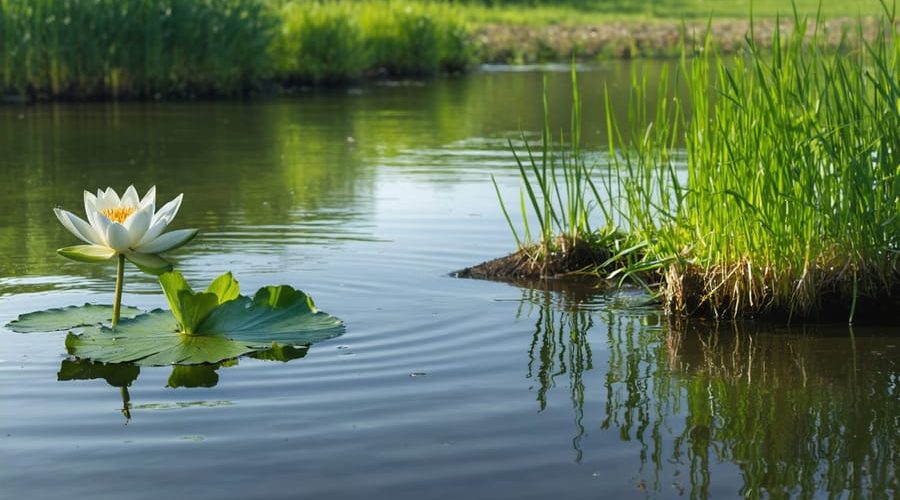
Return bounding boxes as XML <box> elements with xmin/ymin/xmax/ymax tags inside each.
<box><xmin>65</xmin><ymin>272</ymin><xmax>344</xmax><ymax>366</ymax></box>
<box><xmin>6</xmin><ymin>304</ymin><xmax>142</xmax><ymax>333</ymax></box>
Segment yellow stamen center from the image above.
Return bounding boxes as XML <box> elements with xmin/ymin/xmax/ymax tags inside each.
<box><xmin>101</xmin><ymin>206</ymin><xmax>137</xmax><ymax>224</ymax></box>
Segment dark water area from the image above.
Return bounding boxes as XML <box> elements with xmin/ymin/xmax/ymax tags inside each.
<box><xmin>1</xmin><ymin>63</ymin><xmax>897</xmax><ymax>499</ymax></box>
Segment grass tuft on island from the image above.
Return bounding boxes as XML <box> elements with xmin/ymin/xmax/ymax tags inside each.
<box><xmin>467</xmin><ymin>9</ymin><xmax>900</xmax><ymax>324</ymax></box>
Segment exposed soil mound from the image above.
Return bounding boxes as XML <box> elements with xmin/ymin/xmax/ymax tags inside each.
<box><xmin>454</xmin><ymin>237</ymin><xmax>614</xmax><ymax>282</ymax></box>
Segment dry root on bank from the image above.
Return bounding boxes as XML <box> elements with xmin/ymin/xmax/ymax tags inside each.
<box><xmin>663</xmin><ymin>259</ymin><xmax>900</xmax><ymax>323</ymax></box>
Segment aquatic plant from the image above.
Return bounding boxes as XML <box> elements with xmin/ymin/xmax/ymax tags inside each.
<box><xmin>53</xmin><ymin>185</ymin><xmax>197</xmax><ymax>325</ymax></box>
<box><xmin>487</xmin><ymin>66</ymin><xmax>644</xmax><ymax>281</ymax></box>
<box><xmin>65</xmin><ymin>271</ymin><xmax>344</xmax><ymax>365</ymax></box>
<box><xmin>494</xmin><ymin>8</ymin><xmax>900</xmax><ymax>321</ymax></box>
<box><xmin>6</xmin><ymin>271</ymin><xmax>344</xmax><ymax>365</ymax></box>
<box><xmin>630</xmin><ymin>9</ymin><xmax>900</xmax><ymax>321</ymax></box>
<box><xmin>273</xmin><ymin>0</ymin><xmax>474</xmax><ymax>83</ymax></box>
<box><xmin>0</xmin><ymin>0</ymin><xmax>276</xmax><ymax>99</ymax></box>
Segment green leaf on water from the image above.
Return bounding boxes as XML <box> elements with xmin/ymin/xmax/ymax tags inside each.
<box><xmin>5</xmin><ymin>303</ymin><xmax>142</xmax><ymax>333</ymax></box>
<box><xmin>65</xmin><ymin>310</ymin><xmax>267</xmax><ymax>366</ymax></box>
<box><xmin>65</xmin><ymin>272</ymin><xmax>344</xmax><ymax>366</ymax></box>
<box><xmin>205</xmin><ymin>272</ymin><xmax>240</xmax><ymax>304</ymax></box>
<box><xmin>159</xmin><ymin>271</ymin><xmax>241</xmax><ymax>333</ymax></box>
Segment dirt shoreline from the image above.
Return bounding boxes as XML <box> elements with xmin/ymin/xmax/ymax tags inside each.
<box><xmin>474</xmin><ymin>17</ymin><xmax>887</xmax><ymax>63</ymax></box>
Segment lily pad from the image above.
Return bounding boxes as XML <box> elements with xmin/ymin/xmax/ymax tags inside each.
<box><xmin>65</xmin><ymin>272</ymin><xmax>344</xmax><ymax>366</ymax></box>
<box><xmin>6</xmin><ymin>304</ymin><xmax>142</xmax><ymax>333</ymax></box>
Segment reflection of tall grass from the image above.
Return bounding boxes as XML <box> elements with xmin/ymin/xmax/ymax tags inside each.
<box><xmin>0</xmin><ymin>0</ymin><xmax>275</xmax><ymax>98</ymax></box>
<box><xmin>519</xmin><ymin>287</ymin><xmax>595</xmax><ymax>461</ymax></box>
<box><xmin>502</xmin><ymin>10</ymin><xmax>899</xmax><ymax>320</ymax></box>
<box><xmin>667</xmin><ymin>323</ymin><xmax>899</xmax><ymax>498</ymax></box>
<box><xmin>273</xmin><ymin>1</ymin><xmax>473</xmax><ymax>83</ymax></box>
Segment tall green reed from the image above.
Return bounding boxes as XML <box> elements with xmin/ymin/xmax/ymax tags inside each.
<box><xmin>0</xmin><ymin>0</ymin><xmax>275</xmax><ymax>99</ymax></box>
<box><xmin>273</xmin><ymin>0</ymin><xmax>474</xmax><ymax>84</ymax></box>
<box><xmin>502</xmin><ymin>6</ymin><xmax>899</xmax><ymax>320</ymax></box>
<box><xmin>495</xmin><ymin>66</ymin><xmax>596</xmax><ymax>250</ymax></box>
<box><xmin>610</xmin><ymin>6</ymin><xmax>899</xmax><ymax>320</ymax></box>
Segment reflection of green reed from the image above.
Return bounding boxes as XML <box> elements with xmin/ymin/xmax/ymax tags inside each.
<box><xmin>668</xmin><ymin>323</ymin><xmax>899</xmax><ymax>498</ymax></box>
<box><xmin>521</xmin><ymin>292</ymin><xmax>898</xmax><ymax>496</ymax></box>
<box><xmin>519</xmin><ymin>287</ymin><xmax>595</xmax><ymax>461</ymax></box>
<box><xmin>600</xmin><ymin>308</ymin><xmax>676</xmax><ymax>491</ymax></box>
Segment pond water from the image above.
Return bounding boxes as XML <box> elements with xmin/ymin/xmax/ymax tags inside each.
<box><xmin>1</xmin><ymin>63</ymin><xmax>897</xmax><ymax>499</ymax></box>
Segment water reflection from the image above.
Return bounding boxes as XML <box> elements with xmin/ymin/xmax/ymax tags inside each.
<box><xmin>521</xmin><ymin>287</ymin><xmax>899</xmax><ymax>497</ymax></box>
<box><xmin>0</xmin><ymin>62</ymin><xmax>672</xmax><ymax>289</ymax></box>
<box><xmin>519</xmin><ymin>287</ymin><xmax>596</xmax><ymax>462</ymax></box>
<box><xmin>56</xmin><ymin>344</ymin><xmax>310</xmax><ymax>422</ymax></box>
<box><xmin>666</xmin><ymin>321</ymin><xmax>899</xmax><ymax>498</ymax></box>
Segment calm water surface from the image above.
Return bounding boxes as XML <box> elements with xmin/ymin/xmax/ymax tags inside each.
<box><xmin>1</xmin><ymin>64</ymin><xmax>897</xmax><ymax>499</ymax></box>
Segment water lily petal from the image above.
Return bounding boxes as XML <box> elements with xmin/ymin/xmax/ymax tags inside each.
<box><xmin>124</xmin><ymin>203</ymin><xmax>154</xmax><ymax>246</ymax></box>
<box><xmin>89</xmin><ymin>210</ymin><xmax>112</xmax><ymax>246</ymax></box>
<box><xmin>54</xmin><ymin>208</ymin><xmax>99</xmax><ymax>244</ymax></box>
<box><xmin>83</xmin><ymin>190</ymin><xmax>97</xmax><ymax>215</ymax></box>
<box><xmin>105</xmin><ymin>222</ymin><xmax>132</xmax><ymax>253</ymax></box>
<box><xmin>153</xmin><ymin>193</ymin><xmax>183</xmax><ymax>226</ymax></box>
<box><xmin>139</xmin><ymin>186</ymin><xmax>156</xmax><ymax>209</ymax></box>
<box><xmin>134</xmin><ymin>228</ymin><xmax>198</xmax><ymax>254</ymax></box>
<box><xmin>137</xmin><ymin>194</ymin><xmax>183</xmax><ymax>247</ymax></box>
<box><xmin>94</xmin><ymin>188</ymin><xmax>112</xmax><ymax>212</ymax></box>
<box><xmin>58</xmin><ymin>244</ymin><xmax>116</xmax><ymax>263</ymax></box>
<box><xmin>84</xmin><ymin>190</ymin><xmax>102</xmax><ymax>230</ymax></box>
<box><xmin>124</xmin><ymin>251</ymin><xmax>172</xmax><ymax>275</ymax></box>
<box><xmin>103</xmin><ymin>187</ymin><xmax>121</xmax><ymax>207</ymax></box>
<box><xmin>121</xmin><ymin>185</ymin><xmax>140</xmax><ymax>207</ymax></box>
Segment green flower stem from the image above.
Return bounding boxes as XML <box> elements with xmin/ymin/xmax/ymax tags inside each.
<box><xmin>112</xmin><ymin>253</ymin><xmax>125</xmax><ymax>328</ymax></box>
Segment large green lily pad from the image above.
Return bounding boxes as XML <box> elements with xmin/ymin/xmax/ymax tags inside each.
<box><xmin>65</xmin><ymin>272</ymin><xmax>344</xmax><ymax>366</ymax></box>
<box><xmin>6</xmin><ymin>304</ymin><xmax>142</xmax><ymax>333</ymax></box>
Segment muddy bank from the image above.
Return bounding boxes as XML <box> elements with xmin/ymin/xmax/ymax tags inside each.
<box><xmin>474</xmin><ymin>17</ymin><xmax>887</xmax><ymax>63</ymax></box>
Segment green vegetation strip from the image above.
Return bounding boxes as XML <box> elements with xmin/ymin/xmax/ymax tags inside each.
<box><xmin>1</xmin><ymin>0</ymin><xmax>890</xmax><ymax>99</ymax></box>
<box><xmin>493</xmin><ymin>10</ymin><xmax>899</xmax><ymax>322</ymax></box>
<box><xmin>0</xmin><ymin>0</ymin><xmax>472</xmax><ymax>98</ymax></box>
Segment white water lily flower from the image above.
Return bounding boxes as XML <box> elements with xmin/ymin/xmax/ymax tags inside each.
<box><xmin>54</xmin><ymin>185</ymin><xmax>198</xmax><ymax>274</ymax></box>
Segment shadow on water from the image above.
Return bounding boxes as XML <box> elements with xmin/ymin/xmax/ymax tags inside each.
<box><xmin>520</xmin><ymin>286</ymin><xmax>899</xmax><ymax>497</ymax></box>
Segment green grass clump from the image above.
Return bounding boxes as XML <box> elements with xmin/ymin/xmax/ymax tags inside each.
<box><xmin>493</xmin><ymin>67</ymin><xmax>643</xmax><ymax>280</ymax></box>
<box><xmin>499</xmin><ymin>8</ymin><xmax>899</xmax><ymax>322</ymax></box>
<box><xmin>0</xmin><ymin>0</ymin><xmax>276</xmax><ymax>99</ymax></box>
<box><xmin>273</xmin><ymin>1</ymin><xmax>473</xmax><ymax>83</ymax></box>
<box><xmin>630</xmin><ymin>11</ymin><xmax>900</xmax><ymax>321</ymax></box>
<box><xmin>273</xmin><ymin>2</ymin><xmax>366</xmax><ymax>83</ymax></box>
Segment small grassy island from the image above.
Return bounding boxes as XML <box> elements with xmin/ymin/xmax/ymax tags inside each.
<box><xmin>461</xmin><ymin>12</ymin><xmax>899</xmax><ymax>323</ymax></box>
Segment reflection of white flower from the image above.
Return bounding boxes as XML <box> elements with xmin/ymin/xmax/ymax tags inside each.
<box><xmin>54</xmin><ymin>185</ymin><xmax>197</xmax><ymax>273</ymax></box>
